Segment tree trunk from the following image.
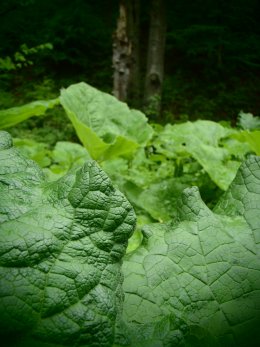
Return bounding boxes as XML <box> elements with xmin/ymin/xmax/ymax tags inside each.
<box><xmin>112</xmin><ymin>0</ymin><xmax>166</xmax><ymax>115</ymax></box>
<box><xmin>112</xmin><ymin>1</ymin><xmax>131</xmax><ymax>101</ymax></box>
<box><xmin>112</xmin><ymin>0</ymin><xmax>141</xmax><ymax>106</ymax></box>
<box><xmin>125</xmin><ymin>0</ymin><xmax>142</xmax><ymax>108</ymax></box>
<box><xmin>144</xmin><ymin>0</ymin><xmax>166</xmax><ymax>117</ymax></box>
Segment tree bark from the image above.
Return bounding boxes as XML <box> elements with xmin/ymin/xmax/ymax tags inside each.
<box><xmin>112</xmin><ymin>1</ymin><xmax>131</xmax><ymax>101</ymax></box>
<box><xmin>112</xmin><ymin>0</ymin><xmax>166</xmax><ymax>115</ymax></box>
<box><xmin>125</xmin><ymin>0</ymin><xmax>141</xmax><ymax>108</ymax></box>
<box><xmin>144</xmin><ymin>0</ymin><xmax>166</xmax><ymax>117</ymax></box>
<box><xmin>112</xmin><ymin>0</ymin><xmax>141</xmax><ymax>106</ymax></box>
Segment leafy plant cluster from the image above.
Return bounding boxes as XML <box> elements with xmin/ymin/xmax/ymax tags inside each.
<box><xmin>0</xmin><ymin>83</ymin><xmax>260</xmax><ymax>346</ymax></box>
<box><xmin>1</xmin><ymin>83</ymin><xmax>259</xmax><ymax>233</ymax></box>
<box><xmin>0</xmin><ymin>43</ymin><xmax>53</xmax><ymax>72</ymax></box>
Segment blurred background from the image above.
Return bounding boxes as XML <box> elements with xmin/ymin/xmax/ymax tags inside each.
<box><xmin>1</xmin><ymin>0</ymin><xmax>259</xmax><ymax>123</ymax></box>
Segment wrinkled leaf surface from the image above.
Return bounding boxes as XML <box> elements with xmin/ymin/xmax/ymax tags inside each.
<box><xmin>119</xmin><ymin>156</ymin><xmax>260</xmax><ymax>347</ymax></box>
<box><xmin>0</xmin><ymin>131</ymin><xmax>135</xmax><ymax>347</ymax></box>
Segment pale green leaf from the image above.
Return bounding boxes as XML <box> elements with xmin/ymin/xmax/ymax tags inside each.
<box><xmin>155</xmin><ymin>120</ymin><xmax>242</xmax><ymax>190</ymax></box>
<box><xmin>0</xmin><ymin>98</ymin><xmax>59</xmax><ymax>129</ymax></box>
<box><xmin>60</xmin><ymin>82</ymin><xmax>153</xmax><ymax>161</ymax></box>
<box><xmin>232</xmin><ymin>130</ymin><xmax>260</xmax><ymax>155</ymax></box>
<box><xmin>237</xmin><ymin>111</ymin><xmax>260</xmax><ymax>130</ymax></box>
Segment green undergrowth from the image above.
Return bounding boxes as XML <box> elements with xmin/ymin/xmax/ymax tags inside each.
<box><xmin>0</xmin><ymin>82</ymin><xmax>259</xmax><ymax>249</ymax></box>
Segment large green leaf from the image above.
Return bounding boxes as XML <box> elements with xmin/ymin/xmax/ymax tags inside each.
<box><xmin>155</xmin><ymin>120</ymin><xmax>244</xmax><ymax>190</ymax></box>
<box><xmin>0</xmin><ymin>98</ymin><xmax>59</xmax><ymax>129</ymax></box>
<box><xmin>118</xmin><ymin>156</ymin><xmax>260</xmax><ymax>347</ymax></box>
<box><xmin>0</xmin><ymin>131</ymin><xmax>135</xmax><ymax>347</ymax></box>
<box><xmin>1</xmin><ymin>130</ymin><xmax>259</xmax><ymax>347</ymax></box>
<box><xmin>60</xmin><ymin>83</ymin><xmax>153</xmax><ymax>161</ymax></box>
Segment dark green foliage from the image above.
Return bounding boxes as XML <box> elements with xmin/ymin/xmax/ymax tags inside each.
<box><xmin>0</xmin><ymin>0</ymin><xmax>118</xmax><ymax>94</ymax></box>
<box><xmin>8</xmin><ymin>105</ymin><xmax>78</xmax><ymax>146</ymax></box>
<box><xmin>163</xmin><ymin>0</ymin><xmax>260</xmax><ymax>120</ymax></box>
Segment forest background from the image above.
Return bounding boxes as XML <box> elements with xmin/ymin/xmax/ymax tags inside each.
<box><xmin>1</xmin><ymin>0</ymin><xmax>260</xmax><ymax>123</ymax></box>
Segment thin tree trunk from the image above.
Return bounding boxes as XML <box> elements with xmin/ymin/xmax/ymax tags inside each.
<box><xmin>144</xmin><ymin>0</ymin><xmax>166</xmax><ymax>117</ymax></box>
<box><xmin>112</xmin><ymin>0</ymin><xmax>141</xmax><ymax>106</ymax></box>
<box><xmin>112</xmin><ymin>1</ymin><xmax>131</xmax><ymax>101</ymax></box>
<box><xmin>125</xmin><ymin>0</ymin><xmax>141</xmax><ymax>108</ymax></box>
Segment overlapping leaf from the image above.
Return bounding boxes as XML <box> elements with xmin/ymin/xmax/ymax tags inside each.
<box><xmin>118</xmin><ymin>156</ymin><xmax>260</xmax><ymax>347</ymax></box>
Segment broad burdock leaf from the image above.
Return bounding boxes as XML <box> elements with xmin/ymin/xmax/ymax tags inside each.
<box><xmin>118</xmin><ymin>156</ymin><xmax>260</xmax><ymax>347</ymax></box>
<box><xmin>0</xmin><ymin>131</ymin><xmax>136</xmax><ymax>347</ymax></box>
<box><xmin>60</xmin><ymin>82</ymin><xmax>153</xmax><ymax>161</ymax></box>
